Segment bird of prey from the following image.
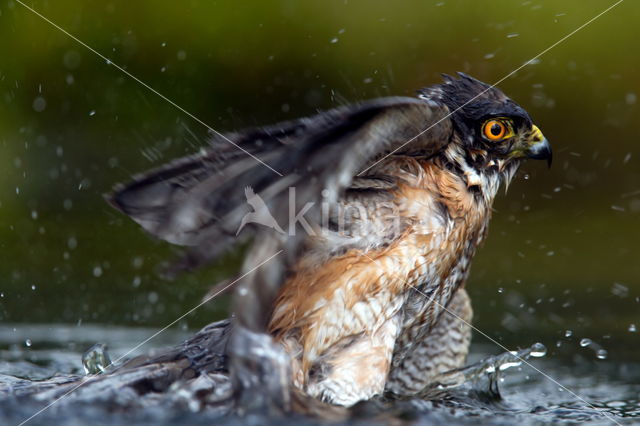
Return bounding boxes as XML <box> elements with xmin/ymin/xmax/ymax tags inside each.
<box><xmin>108</xmin><ymin>73</ymin><xmax>551</xmax><ymax>407</ymax></box>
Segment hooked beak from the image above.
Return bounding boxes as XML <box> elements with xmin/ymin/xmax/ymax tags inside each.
<box><xmin>524</xmin><ymin>125</ymin><xmax>552</xmax><ymax>167</ymax></box>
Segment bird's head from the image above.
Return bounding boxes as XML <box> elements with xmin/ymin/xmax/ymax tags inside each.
<box><xmin>419</xmin><ymin>73</ymin><xmax>552</xmax><ymax>171</ymax></box>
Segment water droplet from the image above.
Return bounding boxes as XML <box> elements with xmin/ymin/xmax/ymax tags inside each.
<box><xmin>82</xmin><ymin>343</ymin><xmax>112</xmax><ymax>374</ymax></box>
<box><xmin>530</xmin><ymin>342</ymin><xmax>547</xmax><ymax>357</ymax></box>
<box><xmin>77</xmin><ymin>178</ymin><xmax>92</xmax><ymax>190</ymax></box>
<box><xmin>499</xmin><ymin>361</ymin><xmax>522</xmax><ymax>371</ymax></box>
<box><xmin>580</xmin><ymin>338</ymin><xmax>592</xmax><ymax>347</ymax></box>
<box><xmin>92</xmin><ymin>266</ymin><xmax>103</xmax><ymax>277</ymax></box>
<box><xmin>31</xmin><ymin>284</ymin><xmax>36</xmax><ymax>291</ymax></box>
<box><xmin>564</xmin><ymin>329</ymin><xmax>573</xmax><ymax>337</ymax></box>
<box><xmin>31</xmin><ymin>210</ymin><xmax>38</xmax><ymax>220</ymax></box>
<box><xmin>67</xmin><ymin>236</ymin><xmax>78</xmax><ymax>250</ymax></box>
<box><xmin>626</xmin><ymin>92</ymin><xmax>637</xmax><ymax>105</ymax></box>
<box><xmin>497</xmin><ymin>287</ymin><xmax>504</xmax><ymax>293</ymax></box>
<box><xmin>89</xmin><ymin>110</ymin><xmax>96</xmax><ymax>116</ymax></box>
<box><xmin>629</xmin><ymin>324</ymin><xmax>637</xmax><ymax>332</ymax></box>
<box><xmin>330</xmin><ymin>37</ymin><xmax>338</xmax><ymax>44</ymax></box>
<box><xmin>25</xmin><ymin>339</ymin><xmax>32</xmax><ymax>347</ymax></box>
<box><xmin>596</xmin><ymin>349</ymin><xmax>608</xmax><ymax>360</ymax></box>
<box><xmin>611</xmin><ymin>282</ymin><xmax>629</xmax><ymax>297</ymax></box>
<box><xmin>32</xmin><ymin>96</ymin><xmax>46</xmax><ymax>112</ymax></box>
<box><xmin>507</xmin><ymin>33</ymin><xmax>519</xmax><ymax>38</ymax></box>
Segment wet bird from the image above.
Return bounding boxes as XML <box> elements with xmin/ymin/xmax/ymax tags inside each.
<box><xmin>108</xmin><ymin>73</ymin><xmax>551</xmax><ymax>408</ymax></box>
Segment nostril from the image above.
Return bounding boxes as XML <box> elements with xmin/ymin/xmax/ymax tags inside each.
<box><xmin>531</xmin><ymin>125</ymin><xmax>544</xmax><ymax>143</ymax></box>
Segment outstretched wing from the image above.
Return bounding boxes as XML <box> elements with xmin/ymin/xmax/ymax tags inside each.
<box><xmin>107</xmin><ymin>96</ymin><xmax>452</xmax><ymax>269</ymax></box>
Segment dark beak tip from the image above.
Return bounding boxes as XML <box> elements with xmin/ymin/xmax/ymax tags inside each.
<box><xmin>526</xmin><ymin>138</ymin><xmax>552</xmax><ymax>168</ymax></box>
<box><xmin>546</xmin><ymin>148</ymin><xmax>553</xmax><ymax>168</ymax></box>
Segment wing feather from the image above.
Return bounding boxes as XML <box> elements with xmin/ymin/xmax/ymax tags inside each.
<box><xmin>107</xmin><ymin>96</ymin><xmax>452</xmax><ymax>269</ymax></box>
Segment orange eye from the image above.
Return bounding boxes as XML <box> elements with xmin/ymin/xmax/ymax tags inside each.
<box><xmin>483</xmin><ymin>120</ymin><xmax>507</xmax><ymax>141</ymax></box>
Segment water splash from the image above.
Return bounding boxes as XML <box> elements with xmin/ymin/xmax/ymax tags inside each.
<box><xmin>579</xmin><ymin>338</ymin><xmax>608</xmax><ymax>360</ymax></box>
<box><xmin>416</xmin><ymin>342</ymin><xmax>547</xmax><ymax>400</ymax></box>
<box><xmin>82</xmin><ymin>343</ymin><xmax>112</xmax><ymax>374</ymax></box>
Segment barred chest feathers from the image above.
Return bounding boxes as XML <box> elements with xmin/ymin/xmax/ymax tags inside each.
<box><xmin>268</xmin><ymin>151</ymin><xmax>518</xmax><ymax>405</ymax></box>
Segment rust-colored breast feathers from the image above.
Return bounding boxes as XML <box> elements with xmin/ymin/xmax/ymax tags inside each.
<box><xmin>268</xmin><ymin>156</ymin><xmax>493</xmax><ymax>402</ymax></box>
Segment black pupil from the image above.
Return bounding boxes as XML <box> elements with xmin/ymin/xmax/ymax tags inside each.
<box><xmin>490</xmin><ymin>123</ymin><xmax>503</xmax><ymax>136</ymax></box>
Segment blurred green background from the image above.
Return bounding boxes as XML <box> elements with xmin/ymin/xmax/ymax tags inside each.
<box><xmin>0</xmin><ymin>1</ymin><xmax>638</xmax><ymax>360</ymax></box>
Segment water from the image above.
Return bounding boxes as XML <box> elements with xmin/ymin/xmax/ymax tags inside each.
<box><xmin>423</xmin><ymin>341</ymin><xmax>548</xmax><ymax>394</ymax></box>
<box><xmin>0</xmin><ymin>325</ymin><xmax>637</xmax><ymax>425</ymax></box>
<box><xmin>81</xmin><ymin>343</ymin><xmax>111</xmax><ymax>374</ymax></box>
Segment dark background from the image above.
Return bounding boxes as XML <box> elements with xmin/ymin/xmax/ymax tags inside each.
<box><xmin>0</xmin><ymin>1</ymin><xmax>638</xmax><ymax>362</ymax></box>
